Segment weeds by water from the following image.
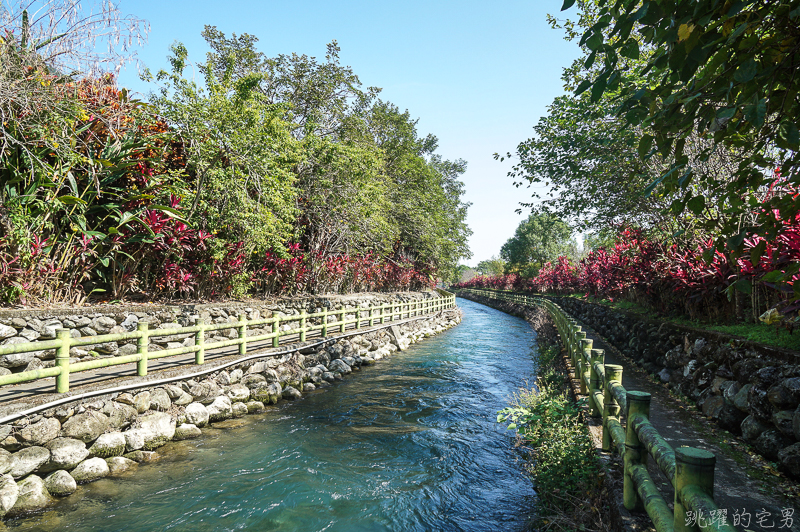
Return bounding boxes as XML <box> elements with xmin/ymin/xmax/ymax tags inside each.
<box><xmin>499</xmin><ymin>345</ymin><xmax>607</xmax><ymax>531</ymax></box>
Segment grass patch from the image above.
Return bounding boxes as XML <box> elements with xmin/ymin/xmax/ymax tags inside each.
<box><xmin>499</xmin><ymin>345</ymin><xmax>607</xmax><ymax>531</ymax></box>
<box><xmin>543</xmin><ymin>293</ymin><xmax>800</xmax><ymax>351</ymax></box>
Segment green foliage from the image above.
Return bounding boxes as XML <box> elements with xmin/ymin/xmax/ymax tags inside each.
<box><xmin>569</xmin><ymin>0</ymin><xmax>800</xmax><ymax>247</ymax></box>
<box><xmin>583</xmin><ymin>227</ymin><xmax>619</xmax><ymax>252</ymax></box>
<box><xmin>476</xmin><ymin>256</ymin><xmax>505</xmax><ymax>277</ymax></box>
<box><xmin>498</xmin><ymin>345</ymin><xmax>601</xmax><ymax>529</ymax></box>
<box><xmin>500</xmin><ymin>213</ymin><xmax>576</xmax><ymax>276</ymax></box>
<box><xmin>500</xmin><ymin>91</ymin><xmax>671</xmax><ymax>233</ymax></box>
<box><xmin>182</xmin><ymin>30</ymin><xmax>472</xmax><ymax>272</ymax></box>
<box><xmin>0</xmin><ymin>15</ymin><xmax>472</xmax><ymax>304</ymax></box>
<box><xmin>561</xmin><ymin>293</ymin><xmax>800</xmax><ymax>351</ymax></box>
<box><xmin>150</xmin><ymin>42</ymin><xmax>303</xmax><ymax>256</ymax></box>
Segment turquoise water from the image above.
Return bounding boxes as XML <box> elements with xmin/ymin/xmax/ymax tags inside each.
<box><xmin>9</xmin><ymin>298</ymin><xmax>539</xmax><ymax>531</ymax></box>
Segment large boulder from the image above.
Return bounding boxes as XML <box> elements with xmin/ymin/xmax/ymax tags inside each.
<box><xmin>70</xmin><ymin>457</ymin><xmax>109</xmax><ymax>483</ymax></box>
<box><xmin>0</xmin><ymin>474</ymin><xmax>18</xmax><ymax>518</ymax></box>
<box><xmin>184</xmin><ymin>403</ymin><xmax>209</xmax><ymax>427</ymax></box>
<box><xmin>149</xmin><ymin>388</ymin><xmax>172</xmax><ymax>412</ymax></box>
<box><xmin>773</xmin><ymin>410</ymin><xmax>796</xmax><ymax>438</ymax></box>
<box><xmin>250</xmin><ymin>383</ymin><xmax>281</xmax><ymax>405</ymax></box>
<box><xmin>794</xmin><ymin>405</ymin><xmax>800</xmax><ymax>441</ymax></box>
<box><xmin>123</xmin><ymin>450</ymin><xmax>158</xmax><ymax>463</ymax></box>
<box><xmin>10</xmin><ymin>447</ymin><xmax>50</xmax><ymax>479</ymax></box>
<box><xmin>133</xmin><ymin>392</ymin><xmax>151</xmax><ymax>414</ymax></box>
<box><xmin>88</xmin><ymin>432</ymin><xmax>126</xmax><ymax>458</ymax></box>
<box><xmin>226</xmin><ymin>384</ymin><xmax>250</xmax><ymax>403</ymax></box>
<box><xmin>206</xmin><ymin>396</ymin><xmax>233</xmax><ymax>422</ymax></box>
<box><xmin>123</xmin><ymin>428</ymin><xmax>151</xmax><ymax>452</ymax></box>
<box><xmin>43</xmin><ymin>470</ymin><xmax>77</xmax><ymax>497</ymax></box>
<box><xmin>245</xmin><ymin>401</ymin><xmax>264</xmax><ymax>413</ymax></box>
<box><xmin>43</xmin><ymin>438</ymin><xmax>89</xmax><ymax>472</ymax></box>
<box><xmin>102</xmin><ymin>401</ymin><xmax>138</xmax><ymax>429</ymax></box>
<box><xmin>18</xmin><ymin>418</ymin><xmax>60</xmax><ymax>447</ymax></box>
<box><xmin>0</xmin><ymin>324</ymin><xmax>15</xmax><ymax>340</ymax></box>
<box><xmin>0</xmin><ymin>347</ymin><xmax>35</xmax><ymax>369</ymax></box>
<box><xmin>0</xmin><ymin>449</ymin><xmax>12</xmax><ymax>475</ymax></box>
<box><xmin>754</xmin><ymin>430</ymin><xmax>792</xmax><ymax>461</ymax></box>
<box><xmin>174</xmin><ymin>424</ymin><xmax>202</xmax><ymax>440</ymax></box>
<box><xmin>716</xmin><ymin>402</ymin><xmax>747</xmax><ymax>434</ymax></box>
<box><xmin>106</xmin><ymin>456</ymin><xmax>137</xmax><ymax>476</ymax></box>
<box><xmin>163</xmin><ymin>384</ymin><xmax>184</xmax><ymax>400</ymax></box>
<box><xmin>282</xmin><ymin>386</ymin><xmax>302</xmax><ymax>401</ymax></box>
<box><xmin>137</xmin><ymin>412</ymin><xmax>176</xmax><ymax>449</ymax></box>
<box><xmin>189</xmin><ymin>380</ymin><xmax>221</xmax><ymax>404</ymax></box>
<box><xmin>779</xmin><ymin>443</ymin><xmax>800</xmax><ymax>478</ymax></box>
<box><xmin>61</xmin><ymin>411</ymin><xmax>110</xmax><ymax>443</ymax></box>
<box><xmin>9</xmin><ymin>475</ymin><xmax>52</xmax><ymax>516</ymax></box>
<box><xmin>732</xmin><ymin>384</ymin><xmax>751</xmax><ymax>412</ymax></box>
<box><xmin>741</xmin><ymin>415</ymin><xmax>772</xmax><ymax>442</ymax></box>
<box><xmin>242</xmin><ymin>374</ymin><xmax>267</xmax><ymax>389</ymax></box>
<box><xmin>329</xmin><ymin>359</ymin><xmax>351</xmax><ymax>375</ymax></box>
<box><xmin>701</xmin><ymin>396</ymin><xmax>725</xmax><ymax>419</ymax></box>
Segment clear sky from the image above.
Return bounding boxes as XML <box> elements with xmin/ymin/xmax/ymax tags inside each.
<box><xmin>117</xmin><ymin>0</ymin><xmax>581</xmax><ymax>267</ymax></box>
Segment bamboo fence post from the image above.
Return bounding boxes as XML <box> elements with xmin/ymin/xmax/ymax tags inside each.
<box><xmin>589</xmin><ymin>348</ymin><xmax>605</xmax><ymax>417</ymax></box>
<box><xmin>624</xmin><ymin>390</ymin><xmax>651</xmax><ymax>511</ymax></box>
<box><xmin>603</xmin><ymin>364</ymin><xmax>623</xmax><ymax>452</ymax></box>
<box><xmin>273</xmin><ymin>316</ymin><xmax>280</xmax><ymax>348</ymax></box>
<box><xmin>195</xmin><ymin>321</ymin><xmax>205</xmax><ymax>365</ymax></box>
<box><xmin>55</xmin><ymin>329</ymin><xmax>71</xmax><ymax>393</ymax></box>
<box><xmin>674</xmin><ymin>447</ymin><xmax>716</xmax><ymax>532</ymax></box>
<box><xmin>238</xmin><ymin>314</ymin><xmax>247</xmax><ymax>355</ymax></box>
<box><xmin>137</xmin><ymin>322</ymin><xmax>149</xmax><ymax>376</ymax></box>
<box><xmin>580</xmin><ymin>338</ymin><xmax>592</xmax><ymax>394</ymax></box>
<box><xmin>297</xmin><ymin>310</ymin><xmax>305</xmax><ymax>342</ymax></box>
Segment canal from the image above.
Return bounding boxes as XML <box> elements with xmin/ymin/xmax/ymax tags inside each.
<box><xmin>8</xmin><ymin>298</ymin><xmax>539</xmax><ymax>532</ymax></box>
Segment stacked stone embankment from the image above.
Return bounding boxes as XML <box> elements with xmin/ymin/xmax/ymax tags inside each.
<box><xmin>0</xmin><ymin>292</ymin><xmax>433</xmax><ymax>376</ymax></box>
<box><xmin>550</xmin><ymin>296</ymin><xmax>800</xmax><ymax>479</ymax></box>
<box><xmin>0</xmin><ymin>300</ymin><xmax>461</xmax><ymax>519</ymax></box>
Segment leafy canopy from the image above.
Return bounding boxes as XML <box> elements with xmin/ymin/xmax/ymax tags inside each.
<box><xmin>568</xmin><ymin>0</ymin><xmax>800</xmax><ymax>248</ymax></box>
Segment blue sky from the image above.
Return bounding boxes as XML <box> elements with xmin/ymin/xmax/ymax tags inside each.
<box><xmin>117</xmin><ymin>0</ymin><xmax>581</xmax><ymax>266</ymax></box>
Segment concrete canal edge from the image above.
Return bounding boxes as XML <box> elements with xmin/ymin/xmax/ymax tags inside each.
<box><xmin>0</xmin><ymin>307</ymin><xmax>463</xmax><ymax>520</ymax></box>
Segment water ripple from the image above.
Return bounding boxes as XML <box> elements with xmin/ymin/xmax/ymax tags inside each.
<box><xmin>8</xmin><ymin>298</ymin><xmax>538</xmax><ymax>532</ymax></box>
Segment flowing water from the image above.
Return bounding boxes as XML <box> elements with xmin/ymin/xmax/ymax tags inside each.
<box><xmin>8</xmin><ymin>298</ymin><xmax>539</xmax><ymax>532</ymax></box>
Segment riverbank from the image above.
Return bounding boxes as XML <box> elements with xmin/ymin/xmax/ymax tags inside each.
<box><xmin>0</xmin><ymin>307</ymin><xmax>462</xmax><ymax>520</ymax></box>
<box><xmin>459</xmin><ymin>291</ymin><xmax>800</xmax><ymax>532</ymax></box>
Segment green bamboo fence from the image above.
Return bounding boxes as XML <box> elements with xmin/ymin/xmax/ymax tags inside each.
<box><xmin>0</xmin><ymin>293</ymin><xmax>456</xmax><ymax>394</ymax></box>
<box><xmin>458</xmin><ymin>288</ymin><xmax>736</xmax><ymax>532</ymax></box>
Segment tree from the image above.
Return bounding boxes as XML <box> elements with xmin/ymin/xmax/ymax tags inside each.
<box><xmin>567</xmin><ymin>0</ymin><xmax>800</xmax><ymax>248</ymax></box>
<box><xmin>476</xmin><ymin>256</ymin><xmax>505</xmax><ymax>277</ymax></box>
<box><xmin>500</xmin><ymin>213</ymin><xmax>576</xmax><ymax>277</ymax></box>
<box><xmin>155</xmin><ymin>30</ymin><xmax>472</xmax><ymax>280</ymax></box>
<box><xmin>0</xmin><ymin>0</ymin><xmax>148</xmax><ymax>75</ymax></box>
<box><xmin>150</xmin><ymin>42</ymin><xmax>303</xmax><ymax>257</ymax></box>
<box><xmin>1</xmin><ymin>0</ymin><xmax>150</xmax><ymax>238</ymax></box>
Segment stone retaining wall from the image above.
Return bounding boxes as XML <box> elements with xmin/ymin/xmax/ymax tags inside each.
<box><xmin>549</xmin><ymin>296</ymin><xmax>800</xmax><ymax>478</ymax></box>
<box><xmin>0</xmin><ymin>291</ymin><xmax>436</xmax><ymax>376</ymax></box>
<box><xmin>0</xmin><ymin>306</ymin><xmax>462</xmax><ymax>519</ymax></box>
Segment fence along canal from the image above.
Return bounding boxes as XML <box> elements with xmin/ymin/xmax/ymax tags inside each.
<box><xmin>460</xmin><ymin>288</ymin><xmax>737</xmax><ymax>532</ymax></box>
<box><xmin>0</xmin><ymin>292</ymin><xmax>456</xmax><ymax>396</ymax></box>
